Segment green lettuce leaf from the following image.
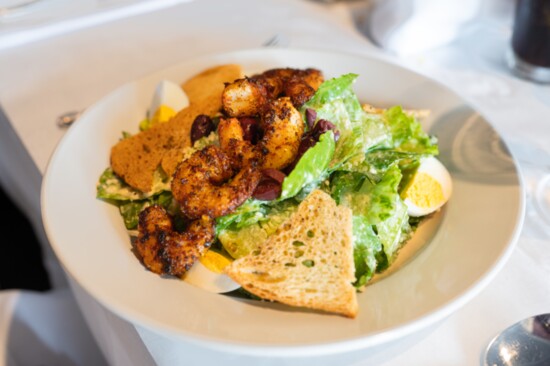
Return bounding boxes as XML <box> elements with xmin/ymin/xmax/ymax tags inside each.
<box><xmin>280</xmin><ymin>131</ymin><xmax>335</xmax><ymax>200</ymax></box>
<box><xmin>345</xmin><ymin>106</ymin><xmax>437</xmax><ymax>186</ymax></box>
<box><xmin>347</xmin><ymin>164</ymin><xmax>411</xmax><ymax>263</ymax></box>
<box><xmin>96</xmin><ymin>167</ymin><xmax>174</xmax><ymax>230</ymax></box>
<box><xmin>352</xmin><ymin>216</ymin><xmax>382</xmax><ymax>288</ymax></box>
<box><xmin>331</xmin><ymin>163</ymin><xmax>411</xmax><ymax>285</ymax></box>
<box><xmin>384</xmin><ymin>106</ymin><xmax>438</xmax><ymax>155</ymax></box>
<box><xmin>97</xmin><ymin>168</ymin><xmax>143</xmax><ymax>201</ymax></box>
<box><xmin>97</xmin><ymin>167</ymin><xmax>170</xmax><ymax>201</ymax></box>
<box><xmin>215</xmin><ymin>199</ymin><xmax>268</xmax><ymax>233</ymax></box>
<box><xmin>304</xmin><ymin>76</ymin><xmax>437</xmax><ymax>183</ymax></box>
<box><xmin>338</xmin><ymin>150</ymin><xmax>421</xmax><ymax>186</ymax></box>
<box><xmin>118</xmin><ymin>191</ymin><xmax>177</xmax><ymax>230</ymax></box>
<box><xmin>303</xmin><ymin>74</ymin><xmax>390</xmax><ymax>169</ymax></box>
<box><xmin>217</xmin><ymin>199</ymin><xmax>297</xmax><ymax>259</ymax></box>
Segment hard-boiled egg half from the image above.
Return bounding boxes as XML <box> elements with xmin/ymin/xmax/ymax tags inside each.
<box><xmin>401</xmin><ymin>156</ymin><xmax>452</xmax><ymax>217</ymax></box>
<box><xmin>140</xmin><ymin>80</ymin><xmax>189</xmax><ymax>130</ymax></box>
<box><xmin>184</xmin><ymin>250</ymin><xmax>240</xmax><ymax>293</ymax></box>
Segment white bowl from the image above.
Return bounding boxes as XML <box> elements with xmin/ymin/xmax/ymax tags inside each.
<box><xmin>41</xmin><ymin>48</ymin><xmax>524</xmax><ymax>356</ymax></box>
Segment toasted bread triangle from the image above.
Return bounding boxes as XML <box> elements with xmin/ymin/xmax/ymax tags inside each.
<box><xmin>224</xmin><ymin>190</ymin><xmax>358</xmax><ymax>318</ymax></box>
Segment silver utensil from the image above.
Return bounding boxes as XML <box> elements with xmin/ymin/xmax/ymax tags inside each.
<box><xmin>261</xmin><ymin>33</ymin><xmax>289</xmax><ymax>48</ymax></box>
<box><xmin>55</xmin><ymin>34</ymin><xmax>288</xmax><ymax>128</ymax></box>
<box><xmin>484</xmin><ymin>313</ymin><xmax>550</xmax><ymax>366</ymax></box>
<box><xmin>56</xmin><ymin>109</ymin><xmax>82</xmax><ymax>128</ymax></box>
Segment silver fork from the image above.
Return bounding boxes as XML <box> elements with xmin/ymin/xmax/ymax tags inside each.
<box><xmin>261</xmin><ymin>33</ymin><xmax>289</xmax><ymax>48</ymax></box>
<box><xmin>56</xmin><ymin>109</ymin><xmax>82</xmax><ymax>128</ymax></box>
<box><xmin>56</xmin><ymin>34</ymin><xmax>289</xmax><ymax>128</ymax></box>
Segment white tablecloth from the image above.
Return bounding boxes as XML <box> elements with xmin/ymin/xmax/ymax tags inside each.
<box><xmin>1</xmin><ymin>0</ymin><xmax>549</xmax><ymax>365</ymax></box>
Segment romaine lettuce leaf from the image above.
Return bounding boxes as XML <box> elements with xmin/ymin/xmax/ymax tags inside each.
<box><xmin>97</xmin><ymin>166</ymin><xmax>176</xmax><ymax>230</ymax></box>
<box><xmin>217</xmin><ymin>199</ymin><xmax>297</xmax><ymax>259</ymax></box>
<box><xmin>96</xmin><ymin>167</ymin><xmax>169</xmax><ymax>201</ymax></box>
<box><xmin>346</xmin><ymin>164</ymin><xmax>411</xmax><ymax>263</ymax></box>
<box><xmin>352</xmin><ymin>216</ymin><xmax>382</xmax><ymax>288</ymax></box>
<box><xmin>338</xmin><ymin>150</ymin><xmax>421</xmax><ymax>187</ymax></box>
<box><xmin>280</xmin><ymin>131</ymin><xmax>335</xmax><ymax>200</ymax></box>
<box><xmin>384</xmin><ymin>106</ymin><xmax>438</xmax><ymax>155</ymax></box>
<box><xmin>215</xmin><ymin>199</ymin><xmax>268</xmax><ymax>233</ymax></box>
<box><xmin>331</xmin><ymin>163</ymin><xmax>411</xmax><ymax>285</ymax></box>
<box><xmin>97</xmin><ymin>168</ymin><xmax>149</xmax><ymax>201</ymax></box>
<box><xmin>304</xmin><ymin>75</ymin><xmax>437</xmax><ymax>183</ymax></box>
<box><xmin>303</xmin><ymin>74</ymin><xmax>390</xmax><ymax>169</ymax></box>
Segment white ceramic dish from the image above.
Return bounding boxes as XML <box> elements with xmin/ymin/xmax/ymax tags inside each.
<box><xmin>41</xmin><ymin>48</ymin><xmax>524</xmax><ymax>356</ymax></box>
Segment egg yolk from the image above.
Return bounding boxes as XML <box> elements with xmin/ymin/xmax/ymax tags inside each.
<box><xmin>199</xmin><ymin>251</ymin><xmax>233</xmax><ymax>274</ymax></box>
<box><xmin>402</xmin><ymin>172</ymin><xmax>445</xmax><ymax>208</ymax></box>
<box><xmin>151</xmin><ymin>105</ymin><xmax>176</xmax><ymax>125</ymax></box>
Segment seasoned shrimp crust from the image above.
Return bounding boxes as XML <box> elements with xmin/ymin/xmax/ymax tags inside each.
<box><xmin>217</xmin><ymin>117</ymin><xmax>260</xmax><ymax>168</ymax></box>
<box><xmin>222</xmin><ymin>67</ymin><xmax>324</xmax><ymax>117</ymax></box>
<box><xmin>260</xmin><ymin>97</ymin><xmax>304</xmax><ymax>170</ymax></box>
<box><xmin>136</xmin><ymin>205</ymin><xmax>215</xmax><ymax>276</ymax></box>
<box><xmin>171</xmin><ymin>145</ymin><xmax>262</xmax><ymax>219</ymax></box>
<box><xmin>218</xmin><ymin>97</ymin><xmax>304</xmax><ymax>172</ymax></box>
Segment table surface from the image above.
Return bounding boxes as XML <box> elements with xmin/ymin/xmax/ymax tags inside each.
<box><xmin>1</xmin><ymin>0</ymin><xmax>550</xmax><ymax>365</ymax></box>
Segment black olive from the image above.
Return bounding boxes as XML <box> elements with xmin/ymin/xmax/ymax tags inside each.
<box><xmin>190</xmin><ymin>115</ymin><xmax>215</xmax><ymax>144</ymax></box>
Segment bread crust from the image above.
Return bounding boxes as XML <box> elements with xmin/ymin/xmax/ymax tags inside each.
<box><xmin>225</xmin><ymin>190</ymin><xmax>358</xmax><ymax>318</ymax></box>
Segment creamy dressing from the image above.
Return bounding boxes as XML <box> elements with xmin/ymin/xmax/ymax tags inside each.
<box><xmin>101</xmin><ymin>178</ymin><xmax>145</xmax><ymax>200</ymax></box>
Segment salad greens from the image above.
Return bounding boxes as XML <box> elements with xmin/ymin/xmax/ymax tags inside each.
<box><xmin>97</xmin><ymin>72</ymin><xmax>438</xmax><ymax>289</ymax></box>
<box><xmin>280</xmin><ymin>130</ymin><xmax>335</xmax><ymax>201</ymax></box>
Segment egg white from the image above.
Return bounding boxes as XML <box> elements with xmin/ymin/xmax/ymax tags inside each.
<box><xmin>184</xmin><ymin>260</ymin><xmax>240</xmax><ymax>294</ymax></box>
<box><xmin>149</xmin><ymin>80</ymin><xmax>189</xmax><ymax>119</ymax></box>
<box><xmin>402</xmin><ymin>156</ymin><xmax>452</xmax><ymax>217</ymax></box>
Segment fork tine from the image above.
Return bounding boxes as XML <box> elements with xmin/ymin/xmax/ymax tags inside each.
<box><xmin>262</xmin><ymin>34</ymin><xmax>280</xmax><ymax>47</ymax></box>
<box><xmin>262</xmin><ymin>34</ymin><xmax>289</xmax><ymax>48</ymax></box>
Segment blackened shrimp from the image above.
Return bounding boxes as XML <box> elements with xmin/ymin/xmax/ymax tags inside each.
<box><xmin>218</xmin><ymin>97</ymin><xmax>304</xmax><ymax>171</ymax></box>
<box><xmin>222</xmin><ymin>67</ymin><xmax>324</xmax><ymax>117</ymax></box>
<box><xmin>257</xmin><ymin>68</ymin><xmax>324</xmax><ymax>97</ymax></box>
<box><xmin>136</xmin><ymin>205</ymin><xmax>215</xmax><ymax>276</ymax></box>
<box><xmin>217</xmin><ymin>117</ymin><xmax>260</xmax><ymax>167</ymax></box>
<box><xmin>221</xmin><ymin>78</ymin><xmax>270</xmax><ymax>117</ymax></box>
<box><xmin>259</xmin><ymin>68</ymin><xmax>324</xmax><ymax>107</ymax></box>
<box><xmin>260</xmin><ymin>97</ymin><xmax>304</xmax><ymax>170</ymax></box>
<box><xmin>171</xmin><ymin>145</ymin><xmax>262</xmax><ymax>219</ymax></box>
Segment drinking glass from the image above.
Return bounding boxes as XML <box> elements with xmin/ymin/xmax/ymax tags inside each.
<box><xmin>507</xmin><ymin>0</ymin><xmax>550</xmax><ymax>83</ymax></box>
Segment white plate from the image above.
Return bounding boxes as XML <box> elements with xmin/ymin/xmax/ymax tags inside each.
<box><xmin>41</xmin><ymin>48</ymin><xmax>524</xmax><ymax>356</ymax></box>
